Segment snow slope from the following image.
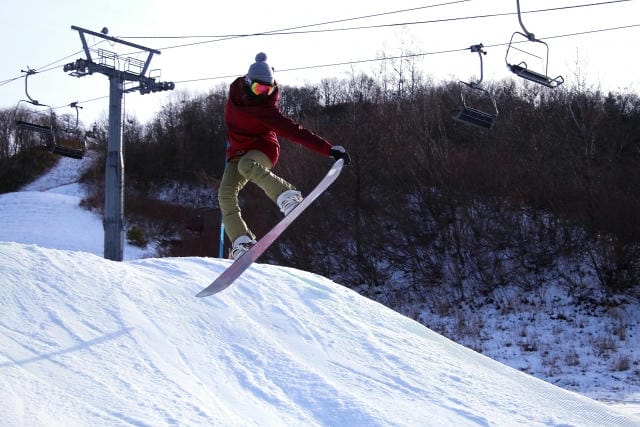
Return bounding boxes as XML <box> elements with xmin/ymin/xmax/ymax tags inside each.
<box><xmin>1</xmin><ymin>242</ymin><xmax>638</xmax><ymax>426</ymax></box>
<box><xmin>0</xmin><ymin>154</ymin><xmax>639</xmax><ymax>425</ymax></box>
<box><xmin>3</xmin><ymin>153</ymin><xmax>151</xmax><ymax>260</ymax></box>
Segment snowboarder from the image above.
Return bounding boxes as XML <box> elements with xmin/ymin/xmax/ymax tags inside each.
<box><xmin>219</xmin><ymin>52</ymin><xmax>350</xmax><ymax>260</ymax></box>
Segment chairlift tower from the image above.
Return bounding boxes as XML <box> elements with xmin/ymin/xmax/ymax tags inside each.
<box><xmin>64</xmin><ymin>25</ymin><xmax>175</xmax><ymax>261</ymax></box>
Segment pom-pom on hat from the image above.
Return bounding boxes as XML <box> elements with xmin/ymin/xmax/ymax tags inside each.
<box><xmin>247</xmin><ymin>52</ymin><xmax>274</xmax><ymax>85</ymax></box>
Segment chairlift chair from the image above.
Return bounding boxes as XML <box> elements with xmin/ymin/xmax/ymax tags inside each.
<box><xmin>14</xmin><ymin>68</ymin><xmax>54</xmax><ymax>134</ymax></box>
<box><xmin>14</xmin><ymin>69</ymin><xmax>85</xmax><ymax>159</ymax></box>
<box><xmin>505</xmin><ymin>0</ymin><xmax>564</xmax><ymax>88</ymax></box>
<box><xmin>53</xmin><ymin>102</ymin><xmax>86</xmax><ymax>159</ymax></box>
<box><xmin>452</xmin><ymin>44</ymin><xmax>499</xmax><ymax>130</ymax></box>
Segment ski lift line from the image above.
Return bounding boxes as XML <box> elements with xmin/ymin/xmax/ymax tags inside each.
<box><xmin>52</xmin><ymin>96</ymin><xmax>109</xmax><ymax>111</ymax></box>
<box><xmin>477</xmin><ymin>23</ymin><xmax>640</xmax><ymax>52</ymax></box>
<box><xmin>20</xmin><ymin>21</ymin><xmax>640</xmax><ymax>112</ymax></box>
<box><xmin>0</xmin><ymin>1</ymin><xmax>631</xmax><ymax>84</ymax></box>
<box><xmin>538</xmin><ymin>23</ymin><xmax>640</xmax><ymax>42</ymax></box>
<box><xmin>0</xmin><ymin>0</ymin><xmax>631</xmax><ymax>85</ymax></box>
<box><xmin>172</xmin><ymin>46</ymin><xmax>471</xmax><ymax>84</ymax></box>
<box><xmin>35</xmin><ymin>48</ymin><xmax>89</xmax><ymax>74</ymax></box>
<box><xmin>120</xmin><ymin>0</ymin><xmax>631</xmax><ymax>54</ymax></box>
<box><xmin>171</xmin><ymin>22</ymin><xmax>640</xmax><ymax>85</ymax></box>
<box><xmin>121</xmin><ymin>0</ymin><xmax>472</xmax><ymax>40</ymax></box>
<box><xmin>0</xmin><ymin>75</ymin><xmax>24</xmax><ymax>87</ymax></box>
<box><xmin>0</xmin><ymin>40</ymin><xmax>108</xmax><ymax>88</ymax></box>
<box><xmin>118</xmin><ymin>0</ymin><xmax>472</xmax><ymax>56</ymax></box>
<box><xmin>34</xmin><ymin>40</ymin><xmax>108</xmax><ymax>74</ymax></box>
<box><xmin>263</xmin><ymin>0</ymin><xmax>634</xmax><ymax>36</ymax></box>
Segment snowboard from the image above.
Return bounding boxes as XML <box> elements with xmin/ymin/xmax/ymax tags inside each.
<box><xmin>196</xmin><ymin>159</ymin><xmax>344</xmax><ymax>298</ymax></box>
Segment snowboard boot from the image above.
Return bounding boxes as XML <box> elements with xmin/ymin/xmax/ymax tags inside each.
<box><xmin>277</xmin><ymin>190</ymin><xmax>303</xmax><ymax>216</ymax></box>
<box><xmin>230</xmin><ymin>235</ymin><xmax>257</xmax><ymax>260</ymax></box>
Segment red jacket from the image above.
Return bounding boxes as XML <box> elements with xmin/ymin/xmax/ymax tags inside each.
<box><xmin>224</xmin><ymin>77</ymin><xmax>332</xmax><ymax>165</ymax></box>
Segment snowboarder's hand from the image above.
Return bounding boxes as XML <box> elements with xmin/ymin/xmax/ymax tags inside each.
<box><xmin>330</xmin><ymin>146</ymin><xmax>351</xmax><ymax>165</ymax></box>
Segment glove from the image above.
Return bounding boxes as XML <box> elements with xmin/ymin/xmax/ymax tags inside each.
<box><xmin>329</xmin><ymin>145</ymin><xmax>351</xmax><ymax>165</ymax></box>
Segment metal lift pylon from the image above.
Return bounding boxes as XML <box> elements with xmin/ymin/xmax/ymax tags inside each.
<box><xmin>64</xmin><ymin>25</ymin><xmax>175</xmax><ymax>261</ymax></box>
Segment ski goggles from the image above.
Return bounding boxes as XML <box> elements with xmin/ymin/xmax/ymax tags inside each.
<box><xmin>249</xmin><ymin>80</ymin><xmax>275</xmax><ymax>96</ymax></box>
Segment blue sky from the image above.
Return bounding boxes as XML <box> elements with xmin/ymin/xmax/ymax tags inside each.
<box><xmin>1</xmin><ymin>0</ymin><xmax>638</xmax><ymax>125</ymax></box>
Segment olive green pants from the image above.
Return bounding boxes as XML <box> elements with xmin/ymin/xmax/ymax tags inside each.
<box><xmin>218</xmin><ymin>150</ymin><xmax>294</xmax><ymax>243</ymax></box>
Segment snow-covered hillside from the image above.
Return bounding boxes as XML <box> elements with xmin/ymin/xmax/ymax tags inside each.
<box><xmin>0</xmin><ymin>154</ymin><xmax>639</xmax><ymax>425</ymax></box>
<box><xmin>4</xmin><ymin>153</ymin><xmax>152</xmax><ymax>260</ymax></box>
<box><xmin>2</xmin><ymin>242</ymin><xmax>639</xmax><ymax>426</ymax></box>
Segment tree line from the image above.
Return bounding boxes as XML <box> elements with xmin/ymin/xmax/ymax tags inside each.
<box><xmin>2</xmin><ymin>70</ymin><xmax>639</xmax><ymax>308</ymax></box>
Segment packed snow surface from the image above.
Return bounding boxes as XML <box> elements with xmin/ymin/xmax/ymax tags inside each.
<box><xmin>0</xmin><ymin>155</ymin><xmax>638</xmax><ymax>425</ymax></box>
<box><xmin>2</xmin><ymin>242</ymin><xmax>639</xmax><ymax>426</ymax></box>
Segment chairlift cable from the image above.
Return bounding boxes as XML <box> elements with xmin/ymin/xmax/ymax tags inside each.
<box><xmin>120</xmin><ymin>0</ymin><xmax>631</xmax><ymax>53</ymax></box>
<box><xmin>0</xmin><ymin>40</ymin><xmax>107</xmax><ymax>88</ymax></box>
<box><xmin>120</xmin><ymin>0</ymin><xmax>472</xmax><ymax>41</ymax></box>
<box><xmin>4</xmin><ymin>18</ymin><xmax>638</xmax><ymax>109</ymax></box>
<box><xmin>0</xmin><ymin>0</ymin><xmax>632</xmax><ymax>85</ymax></box>
<box><xmin>23</xmin><ymin>22</ymin><xmax>640</xmax><ymax>110</ymax></box>
<box><xmin>118</xmin><ymin>0</ymin><xmax>473</xmax><ymax>55</ymax></box>
<box><xmin>171</xmin><ymin>22</ymin><xmax>639</xmax><ymax>85</ymax></box>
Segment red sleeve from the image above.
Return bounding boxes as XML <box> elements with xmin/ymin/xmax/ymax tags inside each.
<box><xmin>249</xmin><ymin>104</ymin><xmax>333</xmax><ymax>157</ymax></box>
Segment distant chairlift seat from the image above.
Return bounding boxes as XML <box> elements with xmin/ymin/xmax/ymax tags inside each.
<box><xmin>13</xmin><ymin>69</ymin><xmax>86</xmax><ymax>160</ymax></box>
<box><xmin>51</xmin><ymin>135</ymin><xmax>86</xmax><ymax>160</ymax></box>
<box><xmin>54</xmin><ymin>101</ymin><xmax>87</xmax><ymax>159</ymax></box>
<box><xmin>15</xmin><ymin>119</ymin><xmax>86</xmax><ymax>160</ymax></box>
<box><xmin>452</xmin><ymin>91</ymin><xmax>498</xmax><ymax>130</ymax></box>
<box><xmin>507</xmin><ymin>60</ymin><xmax>564</xmax><ymax>89</ymax></box>
<box><xmin>505</xmin><ymin>0</ymin><xmax>564</xmax><ymax>89</ymax></box>
<box><xmin>15</xmin><ymin>120</ymin><xmax>53</xmax><ymax>135</ymax></box>
<box><xmin>452</xmin><ymin>43</ymin><xmax>499</xmax><ymax>130</ymax></box>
